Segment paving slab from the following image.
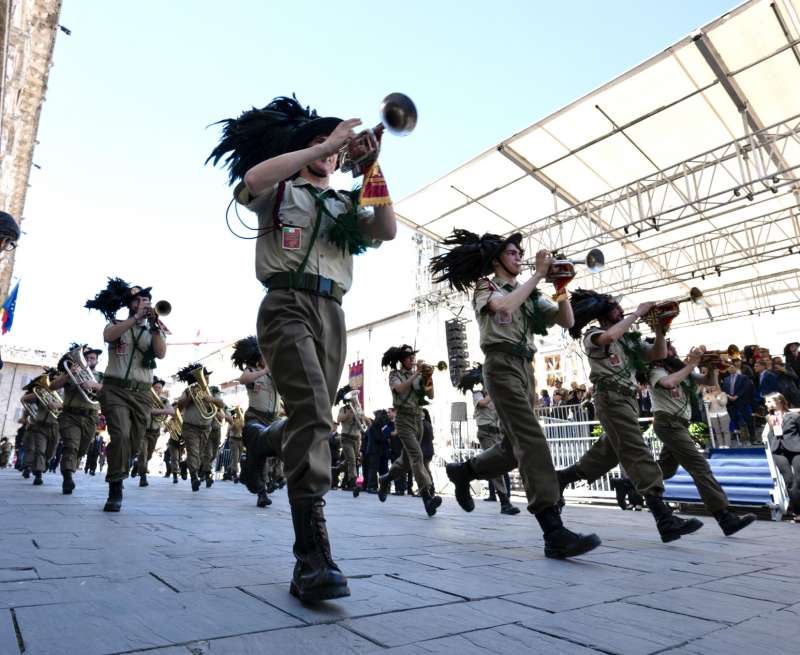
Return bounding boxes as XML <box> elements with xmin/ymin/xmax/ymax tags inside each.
<box><xmin>181</xmin><ymin>624</ymin><xmax>377</xmax><ymax>654</ymax></box>
<box><xmin>697</xmin><ymin>572</ymin><xmax>800</xmax><ymax>604</ymax></box>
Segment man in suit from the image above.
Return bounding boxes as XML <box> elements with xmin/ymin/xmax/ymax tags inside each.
<box><xmin>723</xmin><ymin>359</ymin><xmax>755</xmax><ymax>444</ymax></box>
<box><xmin>754</xmin><ymin>359</ymin><xmax>780</xmax><ymax>403</ymax></box>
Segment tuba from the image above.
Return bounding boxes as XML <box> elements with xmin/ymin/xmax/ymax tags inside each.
<box><xmin>187</xmin><ymin>367</ymin><xmax>218</xmax><ymax>421</ymax></box>
<box><xmin>643</xmin><ymin>287</ymin><xmax>704</xmax><ymax>333</ymax></box>
<box><xmin>149</xmin><ymin>388</ymin><xmax>168</xmax><ymax>424</ymax></box>
<box><xmin>231</xmin><ymin>405</ymin><xmax>245</xmax><ymax>432</ymax></box>
<box><xmin>27</xmin><ymin>373</ymin><xmax>63</xmax><ymax>420</ymax></box>
<box><xmin>339</xmin><ymin>93</ymin><xmax>417</xmax><ymax>176</ymax></box>
<box><xmin>62</xmin><ymin>346</ymin><xmax>100</xmax><ymax>407</ymax></box>
<box><xmin>545</xmin><ymin>249</ymin><xmax>604</xmax><ymax>284</ymax></box>
<box><xmin>343</xmin><ymin>390</ymin><xmax>368</xmax><ymax>432</ymax></box>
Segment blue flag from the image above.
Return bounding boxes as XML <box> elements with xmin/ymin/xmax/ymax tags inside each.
<box><xmin>2</xmin><ymin>280</ymin><xmax>20</xmax><ymax>334</ymax></box>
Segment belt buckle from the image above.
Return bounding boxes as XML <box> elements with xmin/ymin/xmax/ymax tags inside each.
<box><xmin>318</xmin><ymin>277</ymin><xmax>332</xmax><ymax>295</ymax></box>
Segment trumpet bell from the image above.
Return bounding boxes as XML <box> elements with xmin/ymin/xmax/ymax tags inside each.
<box><xmin>436</xmin><ymin>361</ymin><xmax>448</xmax><ymax>371</ymax></box>
<box><xmin>586</xmin><ymin>248</ymin><xmax>604</xmax><ymax>273</ymax></box>
<box><xmin>689</xmin><ymin>287</ymin><xmax>704</xmax><ymax>306</ymax></box>
<box><xmin>380</xmin><ymin>93</ymin><xmax>417</xmax><ymax>136</ymax></box>
<box><xmin>154</xmin><ymin>300</ymin><xmax>171</xmax><ymax>317</ymax></box>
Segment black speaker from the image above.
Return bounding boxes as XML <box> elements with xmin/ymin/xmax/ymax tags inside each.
<box><xmin>445</xmin><ymin>318</ymin><xmax>470</xmax><ymax>387</ymax></box>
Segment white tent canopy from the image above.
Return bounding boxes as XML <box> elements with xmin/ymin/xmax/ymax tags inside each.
<box><xmin>397</xmin><ymin>0</ymin><xmax>800</xmax><ymax>327</ymax></box>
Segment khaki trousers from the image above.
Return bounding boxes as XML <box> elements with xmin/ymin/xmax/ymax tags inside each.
<box><xmin>340</xmin><ymin>433</ymin><xmax>361</xmax><ymax>481</ymax></box>
<box><xmin>59</xmin><ymin>411</ymin><xmax>97</xmax><ymax>474</ymax></box>
<box><xmin>168</xmin><ymin>441</ymin><xmax>183</xmax><ymax>474</ymax></box>
<box><xmin>182</xmin><ymin>423</ymin><xmax>210</xmax><ymax>476</ymax></box>
<box><xmin>708</xmin><ymin>414</ymin><xmax>732</xmax><ymax>447</ymax></box>
<box><xmin>577</xmin><ymin>389</ymin><xmax>664</xmax><ymax>496</ymax></box>
<box><xmin>257</xmin><ymin>289</ymin><xmax>345</xmax><ymax>501</ymax></box>
<box><xmin>138</xmin><ymin>429</ymin><xmax>160</xmax><ymax>476</ymax></box>
<box><xmin>478</xmin><ymin>351</ymin><xmax>558</xmax><ymax>513</ymax></box>
<box><xmin>205</xmin><ymin>424</ymin><xmax>222</xmax><ymax>475</ymax></box>
<box><xmin>475</xmin><ymin>426</ymin><xmax>508</xmax><ymax>496</ymax></box>
<box><xmin>229</xmin><ymin>437</ymin><xmax>243</xmax><ymax>476</ymax></box>
<box><xmin>26</xmin><ymin>424</ymin><xmax>50</xmax><ymax>473</ymax></box>
<box><xmin>99</xmin><ymin>385</ymin><xmax>151</xmax><ymax>482</ymax></box>
<box><xmin>654</xmin><ymin>412</ymin><xmax>728</xmax><ymax>513</ymax></box>
<box><xmin>387</xmin><ymin>410</ymin><xmax>432</xmax><ymax>490</ymax></box>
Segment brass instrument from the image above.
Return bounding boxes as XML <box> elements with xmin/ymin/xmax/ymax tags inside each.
<box><xmin>27</xmin><ymin>373</ymin><xmax>63</xmax><ymax>420</ymax></box>
<box><xmin>231</xmin><ymin>405</ymin><xmax>245</xmax><ymax>431</ymax></box>
<box><xmin>545</xmin><ymin>248</ymin><xmax>605</xmax><ymax>284</ymax></box>
<box><xmin>149</xmin><ymin>388</ymin><xmax>169</xmax><ymax>425</ymax></box>
<box><xmin>61</xmin><ymin>346</ymin><xmax>100</xmax><ymax>407</ymax></box>
<box><xmin>165</xmin><ymin>407</ymin><xmax>183</xmax><ymax>443</ymax></box>
<box><xmin>416</xmin><ymin>360</ymin><xmax>448</xmax><ymax>401</ymax></box>
<box><xmin>187</xmin><ymin>367</ymin><xmax>218</xmax><ymax>421</ymax></box>
<box><xmin>343</xmin><ymin>390</ymin><xmax>367</xmax><ymax>432</ymax></box>
<box><xmin>699</xmin><ymin>349</ymin><xmax>732</xmax><ymax>371</ymax></box>
<box><xmin>339</xmin><ymin>93</ymin><xmax>418</xmax><ymax>176</ymax></box>
<box><xmin>148</xmin><ymin>299</ymin><xmax>172</xmax><ymax>333</ymax></box>
<box><xmin>643</xmin><ymin>287</ymin><xmax>704</xmax><ymax>333</ymax></box>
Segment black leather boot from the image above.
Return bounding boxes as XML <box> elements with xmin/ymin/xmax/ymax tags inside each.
<box><xmin>557</xmin><ymin>464</ymin><xmax>582</xmax><ymax>508</ymax></box>
<box><xmin>205</xmin><ymin>473</ymin><xmax>214</xmax><ymax>488</ymax></box>
<box><xmin>420</xmin><ymin>486</ymin><xmax>442</xmax><ymax>516</ymax></box>
<box><xmin>172</xmin><ymin>472</ymin><xmax>178</xmax><ymax>484</ymax></box>
<box><xmin>22</xmin><ymin>467</ymin><xmax>30</xmax><ymax>479</ymax></box>
<box><xmin>33</xmin><ymin>471</ymin><xmax>43</xmax><ymax>486</ymax></box>
<box><xmin>256</xmin><ymin>490</ymin><xmax>272</xmax><ymax>508</ymax></box>
<box><xmin>498</xmin><ymin>490</ymin><xmax>520</xmax><ymax>515</ymax></box>
<box><xmin>139</xmin><ymin>473</ymin><xmax>149</xmax><ymax>487</ymax></box>
<box><xmin>485</xmin><ymin>480</ymin><xmax>497</xmax><ymax>502</ymax></box>
<box><xmin>645</xmin><ymin>495</ymin><xmax>704</xmax><ymax>543</ymax></box>
<box><xmin>445</xmin><ymin>461</ymin><xmax>477</xmax><ymax>512</ymax></box>
<box><xmin>103</xmin><ymin>480</ymin><xmax>123</xmax><ymax>512</ymax></box>
<box><xmin>715</xmin><ymin>509</ymin><xmax>757</xmax><ymax>536</ymax></box>
<box><xmin>377</xmin><ymin>473</ymin><xmax>392</xmax><ymax>502</ymax></box>
<box><xmin>289</xmin><ymin>499</ymin><xmax>350</xmax><ymax>603</ymax></box>
<box><xmin>241</xmin><ymin>420</ymin><xmax>285</xmax><ymax>494</ymax></box>
<box><xmin>190</xmin><ymin>472</ymin><xmax>201</xmax><ymax>492</ymax></box>
<box><xmin>62</xmin><ymin>471</ymin><xmax>75</xmax><ymax>495</ymax></box>
<box><xmin>535</xmin><ymin>506</ymin><xmax>602</xmax><ymax>559</ymax></box>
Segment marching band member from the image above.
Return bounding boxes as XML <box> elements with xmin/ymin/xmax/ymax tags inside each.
<box><xmin>430</xmin><ymin>230</ymin><xmax>600</xmax><ymax>559</ymax></box>
<box><xmin>557</xmin><ymin>290</ymin><xmax>704</xmax><ymax>543</ymax></box>
<box><xmin>378</xmin><ymin>346</ymin><xmax>442</xmax><ymax>516</ymax></box>
<box><xmin>231</xmin><ymin>336</ymin><xmax>278</xmax><ymax>507</ymax></box>
<box><xmin>204</xmin><ymin>386</ymin><xmax>230</xmax><ymax>488</ymax></box>
<box><xmin>334</xmin><ymin>385</ymin><xmax>363</xmax><ymax>496</ymax></box>
<box><xmin>137</xmin><ymin>377</ymin><xmax>171</xmax><ymax>487</ymax></box>
<box><xmin>85</xmin><ymin>279</ymin><xmax>167</xmax><ymax>512</ymax></box>
<box><xmin>175</xmin><ymin>364</ymin><xmax>223</xmax><ymax>492</ymax></box>
<box><xmin>227</xmin><ymin>406</ymin><xmax>245</xmax><ymax>483</ymax></box>
<box><xmin>643</xmin><ymin>342</ymin><xmax>756</xmax><ymax>535</ymax></box>
<box><xmin>20</xmin><ymin>371</ymin><xmax>61</xmax><ymax>487</ymax></box>
<box><xmin>208</xmin><ymin>94</ymin><xmax>396</xmax><ymax>602</ymax></box>
<box><xmin>458</xmin><ymin>365</ymin><xmax>520</xmax><ymax>515</ymax></box>
<box><xmin>167</xmin><ymin>401</ymin><xmax>184</xmax><ymax>484</ymax></box>
<box><xmin>50</xmin><ymin>344</ymin><xmax>102</xmax><ymax>494</ymax></box>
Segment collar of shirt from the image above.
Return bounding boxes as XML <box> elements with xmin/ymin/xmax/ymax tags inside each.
<box><xmin>291</xmin><ymin>177</ymin><xmax>343</xmax><ymax>201</ymax></box>
<box><xmin>492</xmin><ymin>274</ymin><xmax>517</xmax><ymax>293</ymax></box>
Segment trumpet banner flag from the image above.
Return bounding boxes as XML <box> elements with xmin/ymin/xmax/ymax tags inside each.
<box><xmin>360</xmin><ymin>163</ymin><xmax>391</xmax><ymax>207</ymax></box>
<box><xmin>348</xmin><ymin>360</ymin><xmax>364</xmax><ymax>408</ymax></box>
<box><xmin>1</xmin><ymin>281</ymin><xmax>19</xmax><ymax>335</ymax></box>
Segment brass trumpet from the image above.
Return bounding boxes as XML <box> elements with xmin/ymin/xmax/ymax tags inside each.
<box><xmin>545</xmin><ymin>248</ymin><xmax>605</xmax><ymax>283</ymax></box>
<box><xmin>339</xmin><ymin>92</ymin><xmax>418</xmax><ymax>176</ymax></box>
<box><xmin>148</xmin><ymin>300</ymin><xmax>172</xmax><ymax>333</ymax></box>
<box><xmin>643</xmin><ymin>287</ymin><xmax>704</xmax><ymax>332</ymax></box>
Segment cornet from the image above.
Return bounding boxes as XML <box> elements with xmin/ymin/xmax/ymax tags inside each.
<box><xmin>339</xmin><ymin>93</ymin><xmax>418</xmax><ymax>176</ymax></box>
<box><xmin>643</xmin><ymin>287</ymin><xmax>704</xmax><ymax>332</ymax></box>
<box><xmin>62</xmin><ymin>346</ymin><xmax>100</xmax><ymax>407</ymax></box>
<box><xmin>147</xmin><ymin>300</ymin><xmax>172</xmax><ymax>334</ymax></box>
<box><xmin>545</xmin><ymin>249</ymin><xmax>605</xmax><ymax>284</ymax></box>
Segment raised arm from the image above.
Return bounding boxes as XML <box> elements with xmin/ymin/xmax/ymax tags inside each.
<box><xmin>488</xmin><ymin>251</ymin><xmax>551</xmax><ymax>316</ymax></box>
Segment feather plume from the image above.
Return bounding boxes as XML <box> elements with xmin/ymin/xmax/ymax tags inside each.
<box><xmin>230</xmin><ymin>336</ymin><xmax>261</xmax><ymax>370</ymax></box>
<box><xmin>85</xmin><ymin>278</ymin><xmax>133</xmax><ymax>321</ymax></box>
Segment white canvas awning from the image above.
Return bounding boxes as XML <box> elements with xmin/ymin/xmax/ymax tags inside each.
<box><xmin>397</xmin><ymin>0</ymin><xmax>800</xmax><ymax>326</ymax></box>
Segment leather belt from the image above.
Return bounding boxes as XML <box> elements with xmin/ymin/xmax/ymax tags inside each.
<box><xmin>483</xmin><ymin>342</ymin><xmax>535</xmax><ymax>362</ymax></box>
<box><xmin>102</xmin><ymin>376</ymin><xmax>152</xmax><ymax>393</ymax></box>
<box><xmin>595</xmin><ymin>377</ymin><xmax>637</xmax><ymax>398</ymax></box>
<box><xmin>264</xmin><ymin>272</ymin><xmax>344</xmax><ymax>305</ymax></box>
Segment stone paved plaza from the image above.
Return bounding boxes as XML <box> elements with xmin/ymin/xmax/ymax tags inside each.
<box><xmin>0</xmin><ymin>468</ymin><xmax>798</xmax><ymax>655</ymax></box>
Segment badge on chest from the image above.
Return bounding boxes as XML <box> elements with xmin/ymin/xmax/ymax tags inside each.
<box><xmin>608</xmin><ymin>353</ymin><xmax>621</xmax><ymax>367</ymax></box>
<box><xmin>281</xmin><ymin>226</ymin><xmax>302</xmax><ymax>251</ymax></box>
<box><xmin>670</xmin><ymin>387</ymin><xmax>682</xmax><ymax>400</ymax></box>
<box><xmin>114</xmin><ymin>340</ymin><xmax>129</xmax><ymax>356</ymax></box>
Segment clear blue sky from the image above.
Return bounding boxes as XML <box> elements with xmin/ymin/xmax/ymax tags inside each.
<box><xmin>9</xmin><ymin>0</ymin><xmax>736</xmax><ymax>371</ymax></box>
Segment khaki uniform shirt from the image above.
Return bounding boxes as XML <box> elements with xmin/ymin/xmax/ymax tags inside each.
<box><xmin>473</xmin><ymin>276</ymin><xmax>559</xmax><ymax>352</ymax></box>
<box><xmin>62</xmin><ymin>378</ymin><xmax>98</xmax><ymax>412</ymax></box>
<box><xmin>337</xmin><ymin>406</ymin><xmax>361</xmax><ymax>436</ymax></box>
<box><xmin>583</xmin><ymin>327</ymin><xmax>639</xmax><ymax>391</ymax></box>
<box><xmin>103</xmin><ymin>320</ymin><xmax>161</xmax><ymax>385</ymax></box>
<box><xmin>650</xmin><ymin>367</ymin><xmax>694</xmax><ymax>422</ymax></box>
<box><xmin>472</xmin><ymin>391</ymin><xmax>499</xmax><ymax>427</ymax></box>
<box><xmin>246</xmin><ymin>370</ymin><xmax>279</xmax><ymax>415</ymax></box>
<box><xmin>389</xmin><ymin>369</ymin><xmax>422</xmax><ymax>413</ymax></box>
<box><xmin>238</xmin><ymin>177</ymin><xmax>380</xmax><ymax>292</ymax></box>
<box><xmin>181</xmin><ymin>389</ymin><xmax>212</xmax><ymax>428</ymax></box>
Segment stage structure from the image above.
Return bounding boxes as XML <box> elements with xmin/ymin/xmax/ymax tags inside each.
<box><xmin>398</xmin><ymin>0</ymin><xmax>800</xmax><ymax>329</ymax></box>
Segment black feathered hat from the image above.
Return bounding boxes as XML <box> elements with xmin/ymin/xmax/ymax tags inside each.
<box><xmin>0</xmin><ymin>211</ymin><xmax>20</xmax><ymax>241</ymax></box>
<box><xmin>568</xmin><ymin>288</ymin><xmax>618</xmax><ymax>339</ymax></box>
<box><xmin>335</xmin><ymin>385</ymin><xmax>352</xmax><ymax>405</ymax></box>
<box><xmin>176</xmin><ymin>363</ymin><xmax>211</xmax><ymax>384</ymax></box>
<box><xmin>206</xmin><ymin>96</ymin><xmax>342</xmax><ymax>185</ymax></box>
<box><xmin>230</xmin><ymin>335</ymin><xmax>262</xmax><ymax>371</ymax></box>
<box><xmin>429</xmin><ymin>230</ymin><xmax>524</xmax><ymax>292</ymax></box>
<box><xmin>457</xmin><ymin>365</ymin><xmax>484</xmax><ymax>394</ymax></box>
<box><xmin>152</xmin><ymin>377</ymin><xmax>166</xmax><ymax>387</ymax></box>
<box><xmin>381</xmin><ymin>344</ymin><xmax>418</xmax><ymax>370</ymax></box>
<box><xmin>84</xmin><ymin>345</ymin><xmax>103</xmax><ymax>358</ymax></box>
<box><xmin>85</xmin><ymin>278</ymin><xmax>152</xmax><ymax>321</ymax></box>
